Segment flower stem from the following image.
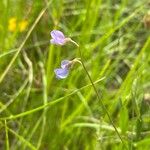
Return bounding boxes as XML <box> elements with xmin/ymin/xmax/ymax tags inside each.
<box><xmin>70</xmin><ymin>39</ymin><xmax>79</xmax><ymax>47</ymax></box>
<box><xmin>71</xmin><ymin>40</ymin><xmax>127</xmax><ymax>148</ymax></box>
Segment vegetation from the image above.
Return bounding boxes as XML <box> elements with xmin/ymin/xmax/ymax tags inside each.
<box><xmin>0</xmin><ymin>0</ymin><xmax>150</xmax><ymax>149</ymax></box>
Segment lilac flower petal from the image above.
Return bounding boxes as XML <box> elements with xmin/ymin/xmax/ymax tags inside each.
<box><xmin>50</xmin><ymin>30</ymin><xmax>65</xmax><ymax>40</ymax></box>
<box><xmin>54</xmin><ymin>68</ymin><xmax>69</xmax><ymax>79</ymax></box>
<box><xmin>50</xmin><ymin>39</ymin><xmax>65</xmax><ymax>45</ymax></box>
<box><xmin>61</xmin><ymin>60</ymin><xmax>70</xmax><ymax>69</ymax></box>
<box><xmin>50</xmin><ymin>30</ymin><xmax>70</xmax><ymax>45</ymax></box>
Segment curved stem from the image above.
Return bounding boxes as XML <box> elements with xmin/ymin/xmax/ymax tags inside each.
<box><xmin>71</xmin><ymin>40</ymin><xmax>127</xmax><ymax>148</ymax></box>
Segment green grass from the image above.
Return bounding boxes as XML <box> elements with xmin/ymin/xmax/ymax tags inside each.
<box><xmin>0</xmin><ymin>0</ymin><xmax>150</xmax><ymax>149</ymax></box>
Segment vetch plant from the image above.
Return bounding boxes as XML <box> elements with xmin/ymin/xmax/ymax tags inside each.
<box><xmin>50</xmin><ymin>30</ymin><xmax>127</xmax><ymax>148</ymax></box>
<box><xmin>50</xmin><ymin>30</ymin><xmax>71</xmax><ymax>45</ymax></box>
<box><xmin>50</xmin><ymin>30</ymin><xmax>79</xmax><ymax>46</ymax></box>
<box><xmin>54</xmin><ymin>60</ymin><xmax>70</xmax><ymax>79</ymax></box>
<box><xmin>54</xmin><ymin>59</ymin><xmax>81</xmax><ymax>79</ymax></box>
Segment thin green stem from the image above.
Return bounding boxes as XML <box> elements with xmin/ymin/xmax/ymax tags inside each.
<box><xmin>5</xmin><ymin>120</ymin><xmax>9</xmax><ymax>150</ymax></box>
<box><xmin>70</xmin><ymin>39</ymin><xmax>127</xmax><ymax>148</ymax></box>
<box><xmin>37</xmin><ymin>62</ymin><xmax>47</xmax><ymax>149</ymax></box>
<box><xmin>80</xmin><ymin>49</ymin><xmax>126</xmax><ymax>147</ymax></box>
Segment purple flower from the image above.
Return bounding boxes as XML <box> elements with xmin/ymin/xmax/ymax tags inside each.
<box><xmin>54</xmin><ymin>68</ymin><xmax>69</xmax><ymax>79</ymax></box>
<box><xmin>61</xmin><ymin>60</ymin><xmax>70</xmax><ymax>69</ymax></box>
<box><xmin>50</xmin><ymin>30</ymin><xmax>70</xmax><ymax>45</ymax></box>
<box><xmin>54</xmin><ymin>58</ymin><xmax>81</xmax><ymax>79</ymax></box>
<box><xmin>54</xmin><ymin>60</ymin><xmax>71</xmax><ymax>79</ymax></box>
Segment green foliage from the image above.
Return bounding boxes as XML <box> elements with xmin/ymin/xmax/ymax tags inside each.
<box><xmin>0</xmin><ymin>0</ymin><xmax>150</xmax><ymax>150</ymax></box>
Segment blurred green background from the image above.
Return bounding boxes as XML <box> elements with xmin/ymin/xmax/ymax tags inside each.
<box><xmin>0</xmin><ymin>0</ymin><xmax>150</xmax><ymax>149</ymax></box>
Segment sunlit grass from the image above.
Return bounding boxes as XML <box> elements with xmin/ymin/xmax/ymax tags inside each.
<box><xmin>0</xmin><ymin>0</ymin><xmax>150</xmax><ymax>150</ymax></box>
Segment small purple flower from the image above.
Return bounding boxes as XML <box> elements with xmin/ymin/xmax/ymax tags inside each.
<box><xmin>54</xmin><ymin>60</ymin><xmax>71</xmax><ymax>79</ymax></box>
<box><xmin>61</xmin><ymin>60</ymin><xmax>70</xmax><ymax>69</ymax></box>
<box><xmin>50</xmin><ymin>30</ymin><xmax>70</xmax><ymax>45</ymax></box>
<box><xmin>54</xmin><ymin>58</ymin><xmax>81</xmax><ymax>79</ymax></box>
<box><xmin>54</xmin><ymin>68</ymin><xmax>69</xmax><ymax>79</ymax></box>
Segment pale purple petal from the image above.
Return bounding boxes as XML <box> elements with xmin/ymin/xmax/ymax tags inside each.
<box><xmin>54</xmin><ymin>68</ymin><xmax>69</xmax><ymax>79</ymax></box>
<box><xmin>50</xmin><ymin>30</ymin><xmax>70</xmax><ymax>45</ymax></box>
<box><xmin>50</xmin><ymin>30</ymin><xmax>65</xmax><ymax>39</ymax></box>
<box><xmin>61</xmin><ymin>60</ymin><xmax>70</xmax><ymax>69</ymax></box>
<box><xmin>50</xmin><ymin>39</ymin><xmax>65</xmax><ymax>45</ymax></box>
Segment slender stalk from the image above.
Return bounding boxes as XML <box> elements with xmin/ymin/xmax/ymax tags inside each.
<box><xmin>5</xmin><ymin>120</ymin><xmax>9</xmax><ymax>150</ymax></box>
<box><xmin>70</xmin><ymin>39</ymin><xmax>127</xmax><ymax>148</ymax></box>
